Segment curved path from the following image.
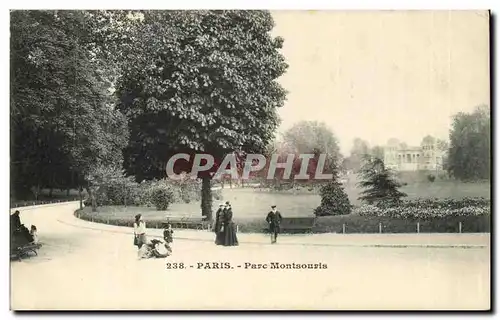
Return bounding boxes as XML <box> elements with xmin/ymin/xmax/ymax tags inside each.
<box><xmin>11</xmin><ymin>203</ymin><xmax>490</xmax><ymax>310</ymax></box>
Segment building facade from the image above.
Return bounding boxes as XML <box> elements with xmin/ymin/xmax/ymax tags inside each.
<box><xmin>383</xmin><ymin>137</ymin><xmax>446</xmax><ymax>172</ymax></box>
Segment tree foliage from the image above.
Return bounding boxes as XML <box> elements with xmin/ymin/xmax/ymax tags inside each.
<box><xmin>115</xmin><ymin>11</ymin><xmax>288</xmax><ymax>219</ymax></box>
<box><xmin>357</xmin><ymin>156</ymin><xmax>407</xmax><ymax>205</ymax></box>
<box><xmin>342</xmin><ymin>138</ymin><xmax>370</xmax><ymax>172</ymax></box>
<box><xmin>447</xmin><ymin>105</ymin><xmax>490</xmax><ymax>181</ymax></box>
<box><xmin>314</xmin><ymin>161</ymin><xmax>351</xmax><ymax>216</ymax></box>
<box><xmin>10</xmin><ymin>10</ymin><xmax>129</xmax><ymax>200</ymax></box>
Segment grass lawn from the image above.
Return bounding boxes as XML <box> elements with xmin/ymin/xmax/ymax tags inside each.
<box><xmin>78</xmin><ymin>180</ymin><xmax>491</xmax><ymax>234</ymax></box>
<box><xmin>11</xmin><ymin>188</ymin><xmax>88</xmax><ymax>207</ymax></box>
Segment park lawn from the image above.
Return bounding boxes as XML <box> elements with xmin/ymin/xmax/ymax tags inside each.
<box><xmin>77</xmin><ymin>180</ymin><xmax>491</xmax><ymax>234</ymax></box>
<box><xmin>11</xmin><ymin>188</ymin><xmax>88</xmax><ymax>207</ymax></box>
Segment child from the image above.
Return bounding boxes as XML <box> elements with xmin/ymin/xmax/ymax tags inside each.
<box><xmin>163</xmin><ymin>223</ymin><xmax>174</xmax><ymax>256</ymax></box>
<box><xmin>29</xmin><ymin>225</ymin><xmax>38</xmax><ymax>244</ymax></box>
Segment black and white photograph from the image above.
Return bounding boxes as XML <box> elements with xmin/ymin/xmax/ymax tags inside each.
<box><xmin>9</xmin><ymin>9</ymin><xmax>491</xmax><ymax>310</ymax></box>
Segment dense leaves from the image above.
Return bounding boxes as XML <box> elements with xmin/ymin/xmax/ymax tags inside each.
<box><xmin>116</xmin><ymin>11</ymin><xmax>288</xmax><ymax>219</ymax></box>
<box><xmin>314</xmin><ymin>162</ymin><xmax>351</xmax><ymax>216</ymax></box>
<box><xmin>357</xmin><ymin>156</ymin><xmax>407</xmax><ymax>205</ymax></box>
<box><xmin>447</xmin><ymin>105</ymin><xmax>490</xmax><ymax>181</ymax></box>
<box><xmin>10</xmin><ymin>10</ymin><xmax>129</xmax><ymax>200</ymax></box>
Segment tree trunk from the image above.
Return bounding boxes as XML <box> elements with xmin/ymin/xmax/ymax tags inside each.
<box><xmin>86</xmin><ymin>187</ymin><xmax>97</xmax><ymax>212</ymax></box>
<box><xmin>49</xmin><ymin>187</ymin><xmax>53</xmax><ymax>198</ymax></box>
<box><xmin>201</xmin><ymin>176</ymin><xmax>213</xmax><ymax>221</ymax></box>
<box><xmin>33</xmin><ymin>184</ymin><xmax>40</xmax><ymax>200</ymax></box>
<box><xmin>66</xmin><ymin>187</ymin><xmax>70</xmax><ymax>197</ymax></box>
<box><xmin>78</xmin><ymin>186</ymin><xmax>83</xmax><ymax>209</ymax></box>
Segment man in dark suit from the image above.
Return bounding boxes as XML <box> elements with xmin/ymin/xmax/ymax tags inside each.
<box><xmin>266</xmin><ymin>205</ymin><xmax>283</xmax><ymax>244</ymax></box>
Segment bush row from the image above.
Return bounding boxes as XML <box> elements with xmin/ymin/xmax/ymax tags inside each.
<box><xmin>84</xmin><ymin>173</ymin><xmax>223</xmax><ymax>210</ymax></box>
<box><xmin>375</xmin><ymin>197</ymin><xmax>490</xmax><ymax>210</ymax></box>
<box><xmin>355</xmin><ymin>203</ymin><xmax>490</xmax><ymax>219</ymax></box>
<box><xmin>76</xmin><ymin>209</ymin><xmax>211</xmax><ymax>229</ymax></box>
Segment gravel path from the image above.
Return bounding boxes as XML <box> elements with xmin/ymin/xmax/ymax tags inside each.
<box><xmin>10</xmin><ymin>203</ymin><xmax>490</xmax><ymax>310</ymax></box>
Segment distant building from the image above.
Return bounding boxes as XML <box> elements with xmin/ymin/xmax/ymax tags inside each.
<box><xmin>383</xmin><ymin>137</ymin><xmax>446</xmax><ymax>172</ymax></box>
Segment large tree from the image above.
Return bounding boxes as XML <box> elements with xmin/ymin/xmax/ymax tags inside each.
<box><xmin>10</xmin><ymin>10</ymin><xmax>129</xmax><ymax>203</ymax></box>
<box><xmin>447</xmin><ymin>105</ymin><xmax>490</xmax><ymax>181</ymax></box>
<box><xmin>116</xmin><ymin>11</ymin><xmax>288</xmax><ymax>220</ymax></box>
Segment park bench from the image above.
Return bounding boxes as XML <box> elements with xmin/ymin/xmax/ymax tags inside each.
<box><xmin>162</xmin><ymin>217</ymin><xmax>208</xmax><ymax>230</ymax></box>
<box><xmin>264</xmin><ymin>217</ymin><xmax>317</xmax><ymax>234</ymax></box>
<box><xmin>10</xmin><ymin>243</ymin><xmax>42</xmax><ymax>261</ymax></box>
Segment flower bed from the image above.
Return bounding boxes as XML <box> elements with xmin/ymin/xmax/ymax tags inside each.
<box><xmin>356</xmin><ymin>197</ymin><xmax>491</xmax><ymax>220</ymax></box>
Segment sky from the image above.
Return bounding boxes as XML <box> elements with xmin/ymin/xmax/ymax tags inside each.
<box><xmin>270</xmin><ymin>11</ymin><xmax>490</xmax><ymax>155</ymax></box>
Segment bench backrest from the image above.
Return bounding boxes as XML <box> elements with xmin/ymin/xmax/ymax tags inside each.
<box><xmin>280</xmin><ymin>217</ymin><xmax>316</xmax><ymax>228</ymax></box>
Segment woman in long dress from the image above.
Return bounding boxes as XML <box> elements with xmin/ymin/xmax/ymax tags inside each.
<box><xmin>133</xmin><ymin>214</ymin><xmax>147</xmax><ymax>258</ymax></box>
<box><xmin>214</xmin><ymin>203</ymin><xmax>225</xmax><ymax>245</ymax></box>
<box><xmin>222</xmin><ymin>202</ymin><xmax>238</xmax><ymax>246</ymax></box>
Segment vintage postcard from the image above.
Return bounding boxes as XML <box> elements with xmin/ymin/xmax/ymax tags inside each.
<box><xmin>9</xmin><ymin>10</ymin><xmax>490</xmax><ymax>310</ymax></box>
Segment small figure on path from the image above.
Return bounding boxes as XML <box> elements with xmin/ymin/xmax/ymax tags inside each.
<box><xmin>30</xmin><ymin>225</ymin><xmax>38</xmax><ymax>244</ymax></box>
<box><xmin>139</xmin><ymin>239</ymin><xmax>169</xmax><ymax>259</ymax></box>
<box><xmin>163</xmin><ymin>223</ymin><xmax>174</xmax><ymax>256</ymax></box>
<box><xmin>214</xmin><ymin>203</ymin><xmax>225</xmax><ymax>245</ymax></box>
<box><xmin>133</xmin><ymin>214</ymin><xmax>147</xmax><ymax>259</ymax></box>
<box><xmin>222</xmin><ymin>202</ymin><xmax>238</xmax><ymax>247</ymax></box>
<box><xmin>266</xmin><ymin>205</ymin><xmax>283</xmax><ymax>244</ymax></box>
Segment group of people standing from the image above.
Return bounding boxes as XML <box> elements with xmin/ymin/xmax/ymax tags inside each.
<box><xmin>133</xmin><ymin>214</ymin><xmax>174</xmax><ymax>260</ymax></box>
<box><xmin>213</xmin><ymin>201</ymin><xmax>239</xmax><ymax>246</ymax></box>
<box><xmin>132</xmin><ymin>202</ymin><xmax>284</xmax><ymax>259</ymax></box>
<box><xmin>213</xmin><ymin>202</ymin><xmax>284</xmax><ymax>245</ymax></box>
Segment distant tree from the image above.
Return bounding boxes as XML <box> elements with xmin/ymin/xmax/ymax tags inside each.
<box><xmin>282</xmin><ymin>120</ymin><xmax>341</xmax><ymax>184</ymax></box>
<box><xmin>344</xmin><ymin>138</ymin><xmax>370</xmax><ymax>172</ymax></box>
<box><xmin>370</xmin><ymin>145</ymin><xmax>385</xmax><ymax>160</ymax></box>
<box><xmin>282</xmin><ymin>121</ymin><xmax>340</xmax><ymax>158</ymax></box>
<box><xmin>357</xmin><ymin>156</ymin><xmax>407</xmax><ymax>205</ymax></box>
<box><xmin>448</xmin><ymin>105</ymin><xmax>490</xmax><ymax>181</ymax></box>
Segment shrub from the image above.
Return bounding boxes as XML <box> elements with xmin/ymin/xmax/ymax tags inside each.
<box><xmin>357</xmin><ymin>157</ymin><xmax>407</xmax><ymax>205</ymax></box>
<box><xmin>427</xmin><ymin>174</ymin><xmax>436</xmax><ymax>182</ymax></box>
<box><xmin>212</xmin><ymin>188</ymin><xmax>223</xmax><ymax>201</ymax></box>
<box><xmin>314</xmin><ymin>180</ymin><xmax>352</xmax><ymax>216</ymax></box>
<box><xmin>86</xmin><ymin>164</ymin><xmax>141</xmax><ymax>207</ymax></box>
<box><xmin>150</xmin><ymin>184</ymin><xmax>174</xmax><ymax>210</ymax></box>
<box><xmin>376</xmin><ymin>197</ymin><xmax>490</xmax><ymax>210</ymax></box>
<box><xmin>355</xmin><ymin>197</ymin><xmax>491</xmax><ymax>220</ymax></box>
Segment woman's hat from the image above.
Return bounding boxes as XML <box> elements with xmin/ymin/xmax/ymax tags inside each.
<box><xmin>271</xmin><ymin>205</ymin><xmax>276</xmax><ymax>209</ymax></box>
<box><xmin>135</xmin><ymin>214</ymin><xmax>141</xmax><ymax>220</ymax></box>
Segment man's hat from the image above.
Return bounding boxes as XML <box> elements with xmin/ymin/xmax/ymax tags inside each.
<box><xmin>271</xmin><ymin>205</ymin><xmax>276</xmax><ymax>209</ymax></box>
<box><xmin>225</xmin><ymin>201</ymin><xmax>230</xmax><ymax>205</ymax></box>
